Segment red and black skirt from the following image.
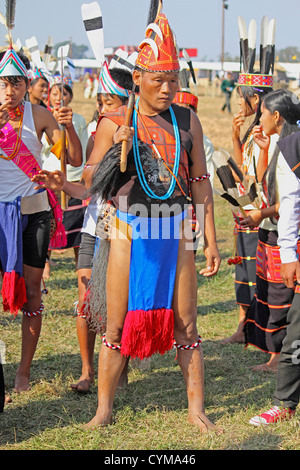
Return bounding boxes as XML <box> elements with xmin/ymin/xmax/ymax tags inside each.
<box><xmin>244</xmin><ymin>228</ymin><xmax>299</xmax><ymax>354</ymax></box>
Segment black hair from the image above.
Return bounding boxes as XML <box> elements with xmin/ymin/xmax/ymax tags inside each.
<box><xmin>239</xmin><ymin>84</ymin><xmax>273</xmax><ymax>145</ymax></box>
<box><xmin>262</xmin><ymin>89</ymin><xmax>300</xmax><ymax>214</ymax></box>
<box><xmin>29</xmin><ymin>76</ymin><xmax>48</xmax><ymax>87</ymax></box>
<box><xmin>64</xmin><ymin>84</ymin><xmax>73</xmax><ymax>101</ymax></box>
<box><xmin>0</xmin><ymin>50</ymin><xmax>30</xmax><ymax>85</ymax></box>
<box><xmin>109</xmin><ymin>67</ymin><xmax>134</xmax><ymax>103</ymax></box>
<box><xmin>50</xmin><ymin>82</ymin><xmax>73</xmax><ymax>102</ymax></box>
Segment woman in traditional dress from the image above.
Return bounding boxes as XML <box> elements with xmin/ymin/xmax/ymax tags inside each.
<box><xmin>242</xmin><ymin>89</ymin><xmax>300</xmax><ymax>371</ymax></box>
<box><xmin>0</xmin><ymin>47</ymin><xmax>82</xmax><ymax>393</ymax></box>
<box><xmin>221</xmin><ymin>83</ymin><xmax>274</xmax><ymax>344</ymax></box>
<box><xmin>41</xmin><ymin>76</ymin><xmax>89</xmax><ymax>277</ymax></box>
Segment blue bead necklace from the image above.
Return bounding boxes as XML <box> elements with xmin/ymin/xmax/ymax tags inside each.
<box><xmin>132</xmin><ymin>97</ymin><xmax>181</xmax><ymax>200</ymax></box>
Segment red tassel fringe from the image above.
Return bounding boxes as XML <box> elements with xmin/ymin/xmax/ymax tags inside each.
<box><xmin>47</xmin><ymin>189</ymin><xmax>67</xmax><ymax>249</ymax></box>
<box><xmin>121</xmin><ymin>308</ymin><xmax>174</xmax><ymax>359</ymax></box>
<box><xmin>1</xmin><ymin>271</ymin><xmax>27</xmax><ymax>316</ymax></box>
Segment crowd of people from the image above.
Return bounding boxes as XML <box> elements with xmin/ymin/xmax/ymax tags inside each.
<box><xmin>1</xmin><ymin>3</ymin><xmax>300</xmax><ymax>434</ymax></box>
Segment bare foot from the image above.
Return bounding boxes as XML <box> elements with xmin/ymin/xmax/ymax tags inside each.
<box><xmin>84</xmin><ymin>411</ymin><xmax>113</xmax><ymax>429</ymax></box>
<box><xmin>71</xmin><ymin>376</ymin><xmax>94</xmax><ymax>393</ymax></box>
<box><xmin>250</xmin><ymin>362</ymin><xmax>278</xmax><ymax>373</ymax></box>
<box><xmin>188</xmin><ymin>411</ymin><xmax>223</xmax><ymax>434</ymax></box>
<box><xmin>14</xmin><ymin>372</ymin><xmax>31</xmax><ymax>393</ymax></box>
<box><xmin>220</xmin><ymin>331</ymin><xmax>245</xmax><ymax>344</ymax></box>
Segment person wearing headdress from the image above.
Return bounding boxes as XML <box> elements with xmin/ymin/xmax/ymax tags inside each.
<box><xmin>173</xmin><ymin>66</ymin><xmax>215</xmax><ymax>189</ymax></box>
<box><xmin>41</xmin><ymin>74</ymin><xmax>89</xmax><ymax>277</ymax></box>
<box><xmin>26</xmin><ymin>68</ymin><xmax>49</xmax><ymax>108</ymax></box>
<box><xmin>220</xmin><ymin>17</ymin><xmax>276</xmax><ymax>345</ymax></box>
<box><xmin>82</xmin><ymin>4</ymin><xmax>221</xmax><ymax>432</ymax></box>
<box><xmin>173</xmin><ymin>66</ymin><xmax>214</xmax><ymax>253</ymax></box>
<box><xmin>241</xmin><ymin>89</ymin><xmax>300</xmax><ymax>372</ymax></box>
<box><xmin>0</xmin><ymin>14</ymin><xmax>82</xmax><ymax>393</ymax></box>
<box><xmin>32</xmin><ymin>59</ymin><xmax>136</xmax><ymax>393</ymax></box>
<box><xmin>249</xmin><ymin>127</ymin><xmax>300</xmax><ymax>426</ymax></box>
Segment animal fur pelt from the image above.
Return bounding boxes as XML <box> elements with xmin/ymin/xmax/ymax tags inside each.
<box><xmin>89</xmin><ymin>142</ymin><xmax>123</xmax><ymax>201</ymax></box>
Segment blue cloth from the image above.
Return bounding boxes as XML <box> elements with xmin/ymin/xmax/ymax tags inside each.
<box><xmin>117</xmin><ymin>210</ymin><xmax>186</xmax><ymax>312</ymax></box>
<box><xmin>0</xmin><ymin>197</ymin><xmax>28</xmax><ymax>275</ymax></box>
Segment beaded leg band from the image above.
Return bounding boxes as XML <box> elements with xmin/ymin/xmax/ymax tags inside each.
<box><xmin>102</xmin><ymin>333</ymin><xmax>121</xmax><ymax>351</ymax></box>
<box><xmin>21</xmin><ymin>301</ymin><xmax>44</xmax><ymax>317</ymax></box>
<box><xmin>173</xmin><ymin>335</ymin><xmax>202</xmax><ymax>350</ymax></box>
<box><xmin>189</xmin><ymin>174</ymin><xmax>210</xmax><ymax>184</ymax></box>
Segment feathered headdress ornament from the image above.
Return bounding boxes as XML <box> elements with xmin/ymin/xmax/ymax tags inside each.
<box><xmin>97</xmin><ymin>48</ymin><xmax>136</xmax><ymax>97</ymax></box>
<box><xmin>0</xmin><ymin>0</ymin><xmax>28</xmax><ymax>78</ymax></box>
<box><xmin>173</xmin><ymin>49</ymin><xmax>198</xmax><ymax>111</ymax></box>
<box><xmin>212</xmin><ymin>148</ymin><xmax>262</xmax><ymax>215</ymax></box>
<box><xmin>136</xmin><ymin>0</ymin><xmax>180</xmax><ymax>73</ymax></box>
<box><xmin>25</xmin><ymin>36</ymin><xmax>52</xmax><ymax>82</ymax></box>
<box><xmin>237</xmin><ymin>15</ymin><xmax>276</xmax><ymax>88</ymax></box>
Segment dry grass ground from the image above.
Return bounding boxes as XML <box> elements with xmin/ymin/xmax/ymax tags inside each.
<box><xmin>0</xmin><ymin>82</ymin><xmax>299</xmax><ymax>451</ymax></box>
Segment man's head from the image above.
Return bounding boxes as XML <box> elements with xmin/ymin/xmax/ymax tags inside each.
<box><xmin>0</xmin><ymin>50</ymin><xmax>30</xmax><ymax>108</ymax></box>
<box><xmin>133</xmin><ymin>67</ymin><xmax>179</xmax><ymax>115</ymax></box>
<box><xmin>133</xmin><ymin>11</ymin><xmax>180</xmax><ymax>114</ymax></box>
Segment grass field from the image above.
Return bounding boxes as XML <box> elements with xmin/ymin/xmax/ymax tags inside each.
<box><xmin>0</xmin><ymin>83</ymin><xmax>299</xmax><ymax>451</ymax></box>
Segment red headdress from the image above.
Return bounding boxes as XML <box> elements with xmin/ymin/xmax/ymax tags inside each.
<box><xmin>173</xmin><ymin>91</ymin><xmax>198</xmax><ymax>111</ymax></box>
<box><xmin>136</xmin><ymin>11</ymin><xmax>180</xmax><ymax>73</ymax></box>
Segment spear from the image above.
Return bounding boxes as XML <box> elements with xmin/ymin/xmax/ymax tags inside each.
<box><xmin>120</xmin><ymin>88</ymin><xmax>135</xmax><ymax>172</ymax></box>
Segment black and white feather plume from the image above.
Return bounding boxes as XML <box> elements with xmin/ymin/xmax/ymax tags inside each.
<box><xmin>239</xmin><ymin>15</ymin><xmax>276</xmax><ymax>75</ymax></box>
<box><xmin>212</xmin><ymin>149</ymin><xmax>261</xmax><ymax>213</ymax></box>
<box><xmin>263</xmin><ymin>18</ymin><xmax>276</xmax><ymax>74</ymax></box>
<box><xmin>247</xmin><ymin>19</ymin><xmax>257</xmax><ymax>73</ymax></box>
<box><xmin>5</xmin><ymin>0</ymin><xmax>16</xmax><ymax>44</ymax></box>
<box><xmin>238</xmin><ymin>16</ymin><xmax>249</xmax><ymax>72</ymax></box>
<box><xmin>43</xmin><ymin>36</ymin><xmax>53</xmax><ymax>68</ymax></box>
<box><xmin>81</xmin><ymin>1</ymin><xmax>105</xmax><ymax>67</ymax></box>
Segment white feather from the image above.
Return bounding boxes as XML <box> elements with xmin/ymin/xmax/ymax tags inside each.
<box><xmin>25</xmin><ymin>36</ymin><xmax>43</xmax><ymax>69</ymax></box>
<box><xmin>238</xmin><ymin>16</ymin><xmax>247</xmax><ymax>40</ymax></box>
<box><xmin>260</xmin><ymin>16</ymin><xmax>269</xmax><ymax>47</ymax></box>
<box><xmin>267</xmin><ymin>18</ymin><xmax>276</xmax><ymax>45</ymax></box>
<box><xmin>248</xmin><ymin>19</ymin><xmax>256</xmax><ymax>49</ymax></box>
<box><xmin>0</xmin><ymin>12</ymin><xmax>6</xmax><ymax>27</ymax></box>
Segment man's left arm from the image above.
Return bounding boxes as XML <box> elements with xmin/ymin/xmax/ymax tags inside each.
<box><xmin>189</xmin><ymin>112</ymin><xmax>221</xmax><ymax>276</ymax></box>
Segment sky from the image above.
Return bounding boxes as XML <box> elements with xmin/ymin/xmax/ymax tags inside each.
<box><xmin>3</xmin><ymin>0</ymin><xmax>300</xmax><ymax>62</ymax></box>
